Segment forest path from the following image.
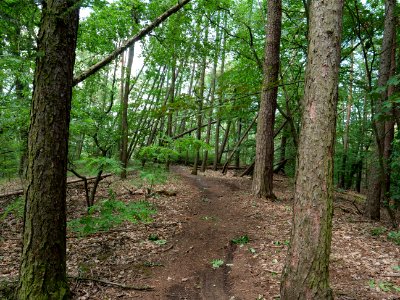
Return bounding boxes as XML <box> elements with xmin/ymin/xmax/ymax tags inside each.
<box><xmin>144</xmin><ymin>165</ymin><xmax>254</xmax><ymax>300</ymax></box>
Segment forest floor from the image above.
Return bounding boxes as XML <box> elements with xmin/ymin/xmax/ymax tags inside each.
<box><xmin>1</xmin><ymin>165</ymin><xmax>400</xmax><ymax>299</ymax></box>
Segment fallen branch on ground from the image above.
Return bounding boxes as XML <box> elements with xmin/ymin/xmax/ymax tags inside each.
<box><xmin>0</xmin><ymin>173</ymin><xmax>112</xmax><ymax>198</ymax></box>
<box><xmin>68</xmin><ymin>276</ymin><xmax>154</xmax><ymax>291</ymax></box>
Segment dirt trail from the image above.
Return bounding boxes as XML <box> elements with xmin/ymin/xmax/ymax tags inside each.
<box><xmin>2</xmin><ymin>166</ymin><xmax>400</xmax><ymax>299</ymax></box>
<box><xmin>143</xmin><ymin>165</ymin><xmax>253</xmax><ymax>300</ymax></box>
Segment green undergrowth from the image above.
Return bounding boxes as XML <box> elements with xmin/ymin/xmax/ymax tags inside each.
<box><xmin>131</xmin><ymin>164</ymin><xmax>170</xmax><ymax>188</ymax></box>
<box><xmin>0</xmin><ymin>196</ymin><xmax>24</xmax><ymax>222</ymax></box>
<box><xmin>68</xmin><ymin>196</ymin><xmax>156</xmax><ymax>237</ymax></box>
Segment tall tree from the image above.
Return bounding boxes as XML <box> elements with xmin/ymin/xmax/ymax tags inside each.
<box><xmin>16</xmin><ymin>0</ymin><xmax>80</xmax><ymax>298</ymax></box>
<box><xmin>280</xmin><ymin>0</ymin><xmax>344</xmax><ymax>298</ymax></box>
<box><xmin>120</xmin><ymin>44</ymin><xmax>135</xmax><ymax>179</ymax></box>
<box><xmin>366</xmin><ymin>0</ymin><xmax>396</xmax><ymax>220</ymax></box>
<box><xmin>252</xmin><ymin>0</ymin><xmax>282</xmax><ymax>199</ymax></box>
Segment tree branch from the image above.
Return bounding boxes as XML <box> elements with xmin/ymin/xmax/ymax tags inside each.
<box><xmin>73</xmin><ymin>0</ymin><xmax>191</xmax><ymax>85</ymax></box>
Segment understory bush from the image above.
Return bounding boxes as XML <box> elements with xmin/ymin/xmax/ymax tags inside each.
<box><xmin>68</xmin><ymin>197</ymin><xmax>156</xmax><ymax>236</ymax></box>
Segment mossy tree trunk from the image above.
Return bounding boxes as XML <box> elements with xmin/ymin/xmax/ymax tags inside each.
<box><xmin>280</xmin><ymin>0</ymin><xmax>343</xmax><ymax>298</ymax></box>
<box><xmin>252</xmin><ymin>0</ymin><xmax>282</xmax><ymax>199</ymax></box>
<box><xmin>16</xmin><ymin>0</ymin><xmax>79</xmax><ymax>299</ymax></box>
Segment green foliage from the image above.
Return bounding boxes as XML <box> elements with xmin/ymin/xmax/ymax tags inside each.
<box><xmin>370</xmin><ymin>226</ymin><xmax>386</xmax><ymax>236</ymax></box>
<box><xmin>231</xmin><ymin>235</ymin><xmax>249</xmax><ymax>245</ymax></box>
<box><xmin>392</xmin><ymin>265</ymin><xmax>400</xmax><ymax>272</ymax></box>
<box><xmin>211</xmin><ymin>259</ymin><xmax>224</xmax><ymax>269</ymax></box>
<box><xmin>368</xmin><ymin>279</ymin><xmax>400</xmax><ymax>292</ymax></box>
<box><xmin>387</xmin><ymin>231</ymin><xmax>400</xmax><ymax>245</ymax></box>
<box><xmin>0</xmin><ymin>197</ymin><xmax>24</xmax><ymax>221</ymax></box>
<box><xmin>138</xmin><ymin>145</ymin><xmax>179</xmax><ymax>164</ymax></box>
<box><xmin>132</xmin><ymin>165</ymin><xmax>169</xmax><ymax>189</ymax></box>
<box><xmin>68</xmin><ymin>198</ymin><xmax>156</xmax><ymax>236</ymax></box>
<box><xmin>273</xmin><ymin>240</ymin><xmax>290</xmax><ymax>246</ymax></box>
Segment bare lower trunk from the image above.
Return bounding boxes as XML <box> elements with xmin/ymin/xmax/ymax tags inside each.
<box><xmin>280</xmin><ymin>0</ymin><xmax>343</xmax><ymax>298</ymax></box>
<box><xmin>252</xmin><ymin>0</ymin><xmax>282</xmax><ymax>198</ymax></box>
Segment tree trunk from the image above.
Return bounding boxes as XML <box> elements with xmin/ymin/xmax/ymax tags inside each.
<box><xmin>339</xmin><ymin>45</ymin><xmax>354</xmax><ymax>189</ymax></box>
<box><xmin>201</xmin><ymin>20</ymin><xmax>220</xmax><ymax>172</ymax></box>
<box><xmin>366</xmin><ymin>0</ymin><xmax>396</xmax><ymax>220</ymax></box>
<box><xmin>280</xmin><ymin>0</ymin><xmax>343</xmax><ymax>298</ymax></box>
<box><xmin>235</xmin><ymin>118</ymin><xmax>242</xmax><ymax>169</ymax></box>
<box><xmin>16</xmin><ymin>1</ymin><xmax>79</xmax><ymax>298</ymax></box>
<box><xmin>120</xmin><ymin>44</ymin><xmax>135</xmax><ymax>179</ymax></box>
<box><xmin>252</xmin><ymin>0</ymin><xmax>282</xmax><ymax>199</ymax></box>
<box><xmin>166</xmin><ymin>57</ymin><xmax>177</xmax><ymax>170</ymax></box>
<box><xmin>192</xmin><ymin>26</ymin><xmax>208</xmax><ymax>175</ymax></box>
<box><xmin>213</xmin><ymin>12</ymin><xmax>228</xmax><ymax>171</ymax></box>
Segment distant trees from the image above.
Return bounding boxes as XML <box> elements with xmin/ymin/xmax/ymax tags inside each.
<box><xmin>280</xmin><ymin>0</ymin><xmax>344</xmax><ymax>298</ymax></box>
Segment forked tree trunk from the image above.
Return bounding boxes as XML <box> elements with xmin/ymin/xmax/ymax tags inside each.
<box><xmin>16</xmin><ymin>1</ymin><xmax>79</xmax><ymax>298</ymax></box>
<box><xmin>252</xmin><ymin>0</ymin><xmax>282</xmax><ymax>199</ymax></box>
<box><xmin>280</xmin><ymin>0</ymin><xmax>343</xmax><ymax>298</ymax></box>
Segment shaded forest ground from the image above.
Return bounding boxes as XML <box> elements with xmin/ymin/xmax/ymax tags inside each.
<box><xmin>1</xmin><ymin>165</ymin><xmax>400</xmax><ymax>299</ymax></box>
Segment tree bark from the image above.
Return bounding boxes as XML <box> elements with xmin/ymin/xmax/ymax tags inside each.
<box><xmin>280</xmin><ymin>0</ymin><xmax>343</xmax><ymax>298</ymax></box>
<box><xmin>192</xmin><ymin>26</ymin><xmax>208</xmax><ymax>175</ymax></box>
<box><xmin>120</xmin><ymin>44</ymin><xmax>135</xmax><ymax>179</ymax></box>
<box><xmin>252</xmin><ymin>0</ymin><xmax>282</xmax><ymax>199</ymax></box>
<box><xmin>366</xmin><ymin>0</ymin><xmax>396</xmax><ymax>220</ymax></box>
<box><xmin>339</xmin><ymin>44</ymin><xmax>354</xmax><ymax>189</ymax></box>
<box><xmin>16</xmin><ymin>0</ymin><xmax>79</xmax><ymax>298</ymax></box>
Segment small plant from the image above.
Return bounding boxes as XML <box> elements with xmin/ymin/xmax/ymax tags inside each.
<box><xmin>231</xmin><ymin>235</ymin><xmax>250</xmax><ymax>245</ymax></box>
<box><xmin>154</xmin><ymin>239</ymin><xmax>167</xmax><ymax>245</ymax></box>
<box><xmin>148</xmin><ymin>234</ymin><xmax>159</xmax><ymax>241</ymax></box>
<box><xmin>368</xmin><ymin>279</ymin><xmax>400</xmax><ymax>292</ymax></box>
<box><xmin>248</xmin><ymin>247</ymin><xmax>256</xmax><ymax>254</ymax></box>
<box><xmin>211</xmin><ymin>259</ymin><xmax>224</xmax><ymax>269</ymax></box>
<box><xmin>392</xmin><ymin>265</ymin><xmax>400</xmax><ymax>272</ymax></box>
<box><xmin>273</xmin><ymin>240</ymin><xmax>290</xmax><ymax>246</ymax></box>
<box><xmin>201</xmin><ymin>216</ymin><xmax>216</xmax><ymax>221</ymax></box>
<box><xmin>387</xmin><ymin>230</ymin><xmax>400</xmax><ymax>245</ymax></box>
<box><xmin>370</xmin><ymin>226</ymin><xmax>386</xmax><ymax>236</ymax></box>
<box><xmin>131</xmin><ymin>165</ymin><xmax>169</xmax><ymax>197</ymax></box>
<box><xmin>68</xmin><ymin>199</ymin><xmax>156</xmax><ymax>236</ymax></box>
<box><xmin>0</xmin><ymin>197</ymin><xmax>24</xmax><ymax>222</ymax></box>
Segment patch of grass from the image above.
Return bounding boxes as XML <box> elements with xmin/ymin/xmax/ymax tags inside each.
<box><xmin>211</xmin><ymin>259</ymin><xmax>224</xmax><ymax>269</ymax></box>
<box><xmin>387</xmin><ymin>230</ymin><xmax>400</xmax><ymax>245</ymax></box>
<box><xmin>231</xmin><ymin>235</ymin><xmax>250</xmax><ymax>245</ymax></box>
<box><xmin>370</xmin><ymin>226</ymin><xmax>386</xmax><ymax>236</ymax></box>
<box><xmin>68</xmin><ymin>199</ymin><xmax>156</xmax><ymax>236</ymax></box>
<box><xmin>0</xmin><ymin>196</ymin><xmax>24</xmax><ymax>222</ymax></box>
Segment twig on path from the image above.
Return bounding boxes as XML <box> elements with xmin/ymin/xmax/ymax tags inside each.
<box><xmin>382</xmin><ymin>274</ymin><xmax>400</xmax><ymax>277</ymax></box>
<box><xmin>68</xmin><ymin>276</ymin><xmax>154</xmax><ymax>291</ymax></box>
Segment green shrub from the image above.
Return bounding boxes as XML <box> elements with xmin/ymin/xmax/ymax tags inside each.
<box><xmin>68</xmin><ymin>199</ymin><xmax>156</xmax><ymax>236</ymax></box>
<box><xmin>388</xmin><ymin>231</ymin><xmax>400</xmax><ymax>245</ymax></box>
<box><xmin>370</xmin><ymin>226</ymin><xmax>386</xmax><ymax>236</ymax></box>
